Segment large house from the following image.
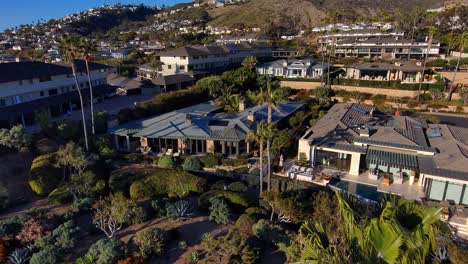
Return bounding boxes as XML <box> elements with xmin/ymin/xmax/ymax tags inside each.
<box><xmin>297</xmin><ymin>103</ymin><xmax>468</xmax><ymax>204</ymax></box>
<box><xmin>319</xmin><ymin>29</ymin><xmax>440</xmax><ymax>59</ymax></box>
<box><xmin>343</xmin><ymin>61</ymin><xmax>437</xmax><ymax>83</ymax></box>
<box><xmin>0</xmin><ymin>60</ymin><xmax>113</xmax><ymax>128</ymax></box>
<box><xmin>256</xmin><ymin>59</ymin><xmax>331</xmax><ymax>79</ymax></box>
<box><xmin>109</xmin><ymin>101</ymin><xmax>304</xmax><ymax>156</ymax></box>
<box><xmin>157</xmin><ymin>43</ymin><xmax>272</xmax><ymax>76</ymax></box>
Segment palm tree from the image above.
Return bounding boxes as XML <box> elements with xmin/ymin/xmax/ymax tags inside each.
<box><xmin>241</xmin><ymin>56</ymin><xmax>258</xmax><ymax>70</ymax></box>
<box><xmin>417</xmin><ymin>27</ymin><xmax>436</xmax><ymax>101</ymax></box>
<box><xmin>246</xmin><ymin>120</ymin><xmax>269</xmax><ymax>197</ymax></box>
<box><xmin>326</xmin><ymin>27</ymin><xmax>338</xmax><ymax>86</ymax></box>
<box><xmin>79</xmin><ymin>37</ymin><xmax>97</xmax><ymax>138</ymax></box>
<box><xmin>59</xmin><ymin>35</ymin><xmax>89</xmax><ymax>151</ymax></box>
<box><xmin>297</xmin><ymin>192</ymin><xmax>442</xmax><ymax>263</ymax></box>
<box><xmin>447</xmin><ymin>31</ymin><xmax>468</xmax><ymax>100</ymax></box>
<box><xmin>248</xmin><ymin>77</ymin><xmax>288</xmax><ymax>191</ymax></box>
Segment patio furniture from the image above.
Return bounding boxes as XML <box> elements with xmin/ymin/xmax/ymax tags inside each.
<box><xmin>166</xmin><ymin>149</ymin><xmax>173</xmax><ymax>156</ymax></box>
<box><xmin>173</xmin><ymin>152</ymin><xmax>180</xmax><ymax>157</ymax></box>
<box><xmin>393</xmin><ymin>173</ymin><xmax>403</xmax><ymax>184</ymax></box>
<box><xmin>455</xmin><ymin>205</ymin><xmax>466</xmax><ymax>217</ymax></box>
<box><xmin>157</xmin><ymin>148</ymin><xmax>166</xmax><ymax>157</ymax></box>
<box><xmin>368</xmin><ymin>168</ymin><xmax>379</xmax><ymax>180</ymax></box>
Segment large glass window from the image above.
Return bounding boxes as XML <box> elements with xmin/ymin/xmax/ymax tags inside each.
<box><xmin>316</xmin><ymin>150</ymin><xmax>351</xmax><ymax>171</ymax></box>
<box><xmin>462</xmin><ymin>187</ymin><xmax>468</xmax><ymax>205</ymax></box>
<box><xmin>428</xmin><ymin>180</ymin><xmax>446</xmax><ymax>201</ymax></box>
<box><xmin>445</xmin><ymin>183</ymin><xmax>464</xmax><ymax>203</ymax></box>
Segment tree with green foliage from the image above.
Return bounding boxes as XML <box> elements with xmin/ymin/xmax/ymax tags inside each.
<box><xmin>448</xmin><ymin>31</ymin><xmax>468</xmax><ymax>100</ymax></box>
<box><xmin>79</xmin><ymin>37</ymin><xmax>97</xmax><ymax>138</ymax></box>
<box><xmin>288</xmin><ymin>111</ymin><xmax>307</xmax><ymax>129</ymax></box>
<box><xmin>208</xmin><ymin>197</ymin><xmax>231</xmax><ymax>224</ymax></box>
<box><xmin>56</xmin><ymin>142</ymin><xmax>88</xmax><ymax>180</ymax></box>
<box><xmin>0</xmin><ymin>125</ymin><xmax>31</xmax><ymax>150</ymax></box>
<box><xmin>241</xmin><ymin>56</ymin><xmax>258</xmax><ymax>70</ymax></box>
<box><xmin>248</xmin><ymin>77</ymin><xmax>288</xmax><ymax>191</ymax></box>
<box><xmin>58</xmin><ymin>34</ymin><xmax>89</xmax><ymax>151</ymax></box>
<box><xmin>92</xmin><ymin>193</ymin><xmax>132</xmax><ymax>238</ymax></box>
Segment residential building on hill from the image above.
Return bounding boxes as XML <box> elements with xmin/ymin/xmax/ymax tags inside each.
<box><xmin>256</xmin><ymin>59</ymin><xmax>331</xmax><ymax>79</ymax></box>
<box><xmin>0</xmin><ymin>60</ymin><xmax>113</xmax><ymax>128</ymax></box>
<box><xmin>296</xmin><ymin>103</ymin><xmax>468</xmax><ymax>204</ymax></box>
<box><xmin>157</xmin><ymin>43</ymin><xmax>272</xmax><ymax>76</ymax></box>
<box><xmin>319</xmin><ymin>29</ymin><xmax>440</xmax><ymax>59</ymax></box>
<box><xmin>216</xmin><ymin>34</ymin><xmax>271</xmax><ymax>44</ymax></box>
<box><xmin>109</xmin><ymin>100</ymin><xmax>304</xmax><ymax>156</ymax></box>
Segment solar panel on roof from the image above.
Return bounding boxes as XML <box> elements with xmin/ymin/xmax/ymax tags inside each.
<box><xmin>351</xmin><ymin>105</ymin><xmax>368</xmax><ymax>115</ymax></box>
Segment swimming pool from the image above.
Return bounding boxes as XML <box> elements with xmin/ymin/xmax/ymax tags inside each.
<box><xmin>329</xmin><ymin>179</ymin><xmax>382</xmax><ymax>201</ymax></box>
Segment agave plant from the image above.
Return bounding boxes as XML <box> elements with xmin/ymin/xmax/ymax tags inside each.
<box><xmin>166</xmin><ymin>200</ymin><xmax>194</xmax><ymax>219</ymax></box>
<box><xmin>8</xmin><ymin>248</ymin><xmax>30</xmax><ymax>264</ymax></box>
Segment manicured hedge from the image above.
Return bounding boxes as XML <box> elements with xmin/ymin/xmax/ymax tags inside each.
<box><xmin>29</xmin><ymin>153</ymin><xmax>61</xmax><ymax>195</ymax></box>
<box><xmin>199</xmin><ymin>155</ymin><xmax>219</xmax><ymax>168</ymax></box>
<box><xmin>182</xmin><ymin>156</ymin><xmax>202</xmax><ymax>171</ymax></box>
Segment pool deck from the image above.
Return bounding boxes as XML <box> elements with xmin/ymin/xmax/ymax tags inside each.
<box><xmin>341</xmin><ymin>172</ymin><xmax>426</xmax><ymax>200</ymax></box>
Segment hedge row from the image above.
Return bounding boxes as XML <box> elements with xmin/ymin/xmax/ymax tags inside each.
<box><xmin>198</xmin><ymin>190</ymin><xmax>251</xmax><ymax>209</ymax></box>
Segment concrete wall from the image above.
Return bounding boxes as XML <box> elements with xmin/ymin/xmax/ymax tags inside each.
<box><xmin>281</xmin><ymin>80</ymin><xmax>462</xmax><ymax>99</ymax></box>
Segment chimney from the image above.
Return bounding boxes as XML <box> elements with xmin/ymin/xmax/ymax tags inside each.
<box><xmin>186</xmin><ymin>113</ymin><xmax>192</xmax><ymax>125</ymax></box>
<box><xmin>239</xmin><ymin>100</ymin><xmax>246</xmax><ymax>112</ymax></box>
<box><xmin>359</xmin><ymin>127</ymin><xmax>370</xmax><ymax>138</ymax></box>
<box><xmin>247</xmin><ymin>111</ymin><xmax>255</xmax><ymax>122</ymax></box>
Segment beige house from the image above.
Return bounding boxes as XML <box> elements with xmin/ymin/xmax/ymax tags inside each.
<box><xmin>344</xmin><ymin>61</ymin><xmax>431</xmax><ymax>83</ymax></box>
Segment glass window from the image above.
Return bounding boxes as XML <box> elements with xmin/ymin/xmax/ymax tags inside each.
<box><xmin>445</xmin><ymin>183</ymin><xmax>463</xmax><ymax>203</ymax></box>
<box><xmin>428</xmin><ymin>180</ymin><xmax>446</xmax><ymax>201</ymax></box>
<box><xmin>462</xmin><ymin>186</ymin><xmax>468</xmax><ymax>205</ymax></box>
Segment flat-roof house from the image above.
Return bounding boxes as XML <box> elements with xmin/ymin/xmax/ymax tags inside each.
<box><xmin>297</xmin><ymin>103</ymin><xmax>468</xmax><ymax>204</ymax></box>
<box><xmin>0</xmin><ymin>60</ymin><xmax>113</xmax><ymax>128</ymax></box>
<box><xmin>343</xmin><ymin>61</ymin><xmax>435</xmax><ymax>83</ymax></box>
<box><xmin>109</xmin><ymin>101</ymin><xmax>304</xmax><ymax>156</ymax></box>
<box><xmin>148</xmin><ymin>74</ymin><xmax>195</xmax><ymax>95</ymax></box>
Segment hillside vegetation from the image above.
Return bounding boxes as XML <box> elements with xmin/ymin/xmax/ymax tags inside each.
<box><xmin>207</xmin><ymin>0</ymin><xmax>444</xmax><ymax>28</ymax></box>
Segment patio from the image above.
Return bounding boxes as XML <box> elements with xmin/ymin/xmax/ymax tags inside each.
<box><xmin>341</xmin><ymin>171</ymin><xmax>425</xmax><ymax>200</ymax></box>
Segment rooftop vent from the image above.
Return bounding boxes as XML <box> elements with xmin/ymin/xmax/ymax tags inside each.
<box><xmin>359</xmin><ymin>127</ymin><xmax>370</xmax><ymax>138</ymax></box>
<box><xmin>247</xmin><ymin>111</ymin><xmax>255</xmax><ymax>122</ymax></box>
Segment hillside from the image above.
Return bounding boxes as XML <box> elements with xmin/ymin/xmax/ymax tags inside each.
<box><xmin>207</xmin><ymin>0</ymin><xmax>446</xmax><ymax>29</ymax></box>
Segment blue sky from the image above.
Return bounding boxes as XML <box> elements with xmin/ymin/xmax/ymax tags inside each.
<box><xmin>0</xmin><ymin>0</ymin><xmax>189</xmax><ymax>31</ymax></box>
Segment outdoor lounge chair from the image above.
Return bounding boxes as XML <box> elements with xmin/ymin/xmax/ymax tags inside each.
<box><xmin>157</xmin><ymin>148</ymin><xmax>166</xmax><ymax>157</ymax></box>
<box><xmin>166</xmin><ymin>149</ymin><xmax>173</xmax><ymax>156</ymax></box>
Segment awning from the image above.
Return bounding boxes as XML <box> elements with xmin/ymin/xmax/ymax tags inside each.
<box><xmin>366</xmin><ymin>149</ymin><xmax>418</xmax><ymax>169</ymax></box>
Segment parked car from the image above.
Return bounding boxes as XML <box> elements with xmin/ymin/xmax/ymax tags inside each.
<box><xmin>443</xmin><ymin>65</ymin><xmax>458</xmax><ymax>72</ymax></box>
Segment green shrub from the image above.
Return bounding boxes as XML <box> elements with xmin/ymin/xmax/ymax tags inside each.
<box><xmin>29</xmin><ymin>247</ymin><xmax>59</xmax><ymax>264</ymax></box>
<box><xmin>222</xmin><ymin>158</ymin><xmax>248</xmax><ymax>167</ymax></box>
<box><xmin>35</xmin><ymin>221</ymin><xmax>79</xmax><ymax>251</ymax></box>
<box><xmin>129</xmin><ymin>180</ymin><xmax>153</xmax><ymax>200</ymax></box>
<box><xmin>210</xmin><ymin>181</ymin><xmax>228</xmax><ymax>191</ymax></box>
<box><xmin>47</xmin><ymin>186</ymin><xmax>72</xmax><ymax>204</ymax></box>
<box><xmin>209</xmin><ymin>197</ymin><xmax>231</xmax><ymax>224</ymax></box>
<box><xmin>0</xmin><ymin>214</ymin><xmax>30</xmax><ymax>237</ymax></box>
<box><xmin>419</xmin><ymin>93</ymin><xmax>432</xmax><ymax>101</ymax></box>
<box><xmin>35</xmin><ymin>138</ymin><xmax>58</xmax><ymax>154</ymax></box>
<box><xmin>371</xmin><ymin>94</ymin><xmax>387</xmax><ymax>105</ymax></box>
<box><xmin>199</xmin><ymin>190</ymin><xmax>250</xmax><ymax>209</ymax></box>
<box><xmin>252</xmin><ymin>219</ymin><xmax>289</xmax><ymax>245</ymax></box>
<box><xmin>235</xmin><ymin>214</ymin><xmax>257</xmax><ymax>235</ymax></box>
<box><xmin>151</xmin><ymin>198</ymin><xmax>168</xmax><ymax>218</ymax></box>
<box><xmin>110</xmin><ymin>168</ymin><xmax>205</xmax><ymax>198</ymax></box>
<box><xmin>158</xmin><ymin>156</ymin><xmax>175</xmax><ymax>169</ymax></box>
<box><xmin>245</xmin><ymin>207</ymin><xmax>268</xmax><ymax>218</ymax></box>
<box><xmin>426</xmin><ymin>58</ymin><xmax>448</xmax><ymax>67</ymax></box>
<box><xmin>133</xmin><ymin>227</ymin><xmax>167</xmax><ymax>257</ymax></box>
<box><xmin>127</xmin><ymin>205</ymin><xmax>149</xmax><ymax>225</ymax></box>
<box><xmin>29</xmin><ymin>153</ymin><xmax>61</xmax><ymax>195</ymax></box>
<box><xmin>182</xmin><ymin>156</ymin><xmax>202</xmax><ymax>171</ymax></box>
<box><xmin>227</xmin><ymin>181</ymin><xmax>248</xmax><ymax>192</ymax></box>
<box><xmin>86</xmin><ymin>239</ymin><xmax>125</xmax><ymax>264</ymax></box>
<box><xmin>124</xmin><ymin>153</ymin><xmax>144</xmax><ymax>163</ymax></box>
<box><xmin>233</xmin><ymin>166</ymin><xmax>249</xmax><ymax>174</ymax></box>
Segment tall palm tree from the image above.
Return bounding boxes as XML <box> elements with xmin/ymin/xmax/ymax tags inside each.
<box><xmin>248</xmin><ymin>77</ymin><xmax>288</xmax><ymax>191</ymax></box>
<box><xmin>246</xmin><ymin>120</ymin><xmax>268</xmax><ymax>197</ymax></box>
<box><xmin>241</xmin><ymin>56</ymin><xmax>258</xmax><ymax>70</ymax></box>
<box><xmin>79</xmin><ymin>37</ymin><xmax>97</xmax><ymax>138</ymax></box>
<box><xmin>59</xmin><ymin>35</ymin><xmax>89</xmax><ymax>151</ymax></box>
<box><xmin>326</xmin><ymin>27</ymin><xmax>338</xmax><ymax>86</ymax></box>
<box><xmin>447</xmin><ymin>31</ymin><xmax>468</xmax><ymax>100</ymax></box>
<box><xmin>417</xmin><ymin>27</ymin><xmax>436</xmax><ymax>101</ymax></box>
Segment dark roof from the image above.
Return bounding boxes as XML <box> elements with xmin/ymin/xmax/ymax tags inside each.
<box><xmin>152</xmin><ymin>74</ymin><xmax>195</xmax><ymax>86</ymax></box>
<box><xmin>0</xmin><ymin>60</ymin><xmax>110</xmax><ymax>84</ymax></box>
<box><xmin>347</xmin><ymin>61</ymin><xmax>424</xmax><ymax>72</ymax></box>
